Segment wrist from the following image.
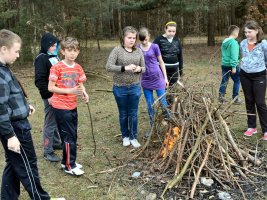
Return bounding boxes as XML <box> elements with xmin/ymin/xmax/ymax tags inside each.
<box><xmin>121</xmin><ymin>66</ymin><xmax>125</xmax><ymax>72</ymax></box>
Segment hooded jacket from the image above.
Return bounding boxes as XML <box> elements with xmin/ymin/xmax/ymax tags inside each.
<box><xmin>221</xmin><ymin>38</ymin><xmax>239</xmax><ymax>68</ymax></box>
<box><xmin>34</xmin><ymin>32</ymin><xmax>59</xmax><ymax>99</ymax></box>
<box><xmin>240</xmin><ymin>39</ymin><xmax>267</xmax><ymax>73</ymax></box>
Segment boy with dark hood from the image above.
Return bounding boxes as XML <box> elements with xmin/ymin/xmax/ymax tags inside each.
<box><xmin>34</xmin><ymin>32</ymin><xmax>62</xmax><ymax>162</ymax></box>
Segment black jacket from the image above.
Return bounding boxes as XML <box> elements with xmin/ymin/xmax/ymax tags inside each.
<box><xmin>34</xmin><ymin>32</ymin><xmax>59</xmax><ymax>99</ymax></box>
<box><xmin>153</xmin><ymin>35</ymin><xmax>183</xmax><ymax>75</ymax></box>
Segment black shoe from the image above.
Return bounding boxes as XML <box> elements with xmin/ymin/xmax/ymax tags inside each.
<box><xmin>44</xmin><ymin>152</ymin><xmax>61</xmax><ymax>162</ymax></box>
<box><xmin>53</xmin><ymin>144</ymin><xmax>62</xmax><ymax>150</ymax></box>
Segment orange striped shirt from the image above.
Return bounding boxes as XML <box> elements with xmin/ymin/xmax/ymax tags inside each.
<box><xmin>49</xmin><ymin>61</ymin><xmax>87</xmax><ymax>110</ymax></box>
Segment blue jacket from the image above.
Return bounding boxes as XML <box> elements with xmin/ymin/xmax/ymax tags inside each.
<box><xmin>240</xmin><ymin>39</ymin><xmax>267</xmax><ymax>73</ymax></box>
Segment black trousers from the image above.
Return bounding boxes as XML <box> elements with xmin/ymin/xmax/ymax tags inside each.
<box><xmin>53</xmin><ymin>108</ymin><xmax>78</xmax><ymax>170</ymax></box>
<box><xmin>240</xmin><ymin>70</ymin><xmax>267</xmax><ymax>133</ymax></box>
<box><xmin>0</xmin><ymin>119</ymin><xmax>50</xmax><ymax>200</ymax></box>
<box><xmin>166</xmin><ymin>67</ymin><xmax>179</xmax><ymax>86</ymax></box>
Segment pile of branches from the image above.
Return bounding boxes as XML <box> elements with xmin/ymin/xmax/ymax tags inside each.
<box><xmin>134</xmin><ymin>81</ymin><xmax>266</xmax><ymax>199</ymax></box>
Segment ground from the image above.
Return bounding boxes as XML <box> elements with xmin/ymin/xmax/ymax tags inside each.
<box><xmin>0</xmin><ymin>44</ymin><xmax>266</xmax><ymax>200</ymax></box>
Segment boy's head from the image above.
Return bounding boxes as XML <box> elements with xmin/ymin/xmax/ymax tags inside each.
<box><xmin>228</xmin><ymin>25</ymin><xmax>239</xmax><ymax>38</ymax></box>
<box><xmin>40</xmin><ymin>32</ymin><xmax>59</xmax><ymax>55</ymax></box>
<box><xmin>60</xmin><ymin>37</ymin><xmax>80</xmax><ymax>62</ymax></box>
<box><xmin>61</xmin><ymin>37</ymin><xmax>80</xmax><ymax>51</ymax></box>
<box><xmin>0</xmin><ymin>29</ymin><xmax>21</xmax><ymax>65</ymax></box>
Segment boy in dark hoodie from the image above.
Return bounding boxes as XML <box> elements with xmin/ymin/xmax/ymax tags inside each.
<box><xmin>218</xmin><ymin>25</ymin><xmax>242</xmax><ymax>104</ymax></box>
<box><xmin>34</xmin><ymin>32</ymin><xmax>62</xmax><ymax>162</ymax></box>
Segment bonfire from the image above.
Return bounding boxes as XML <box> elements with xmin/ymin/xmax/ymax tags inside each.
<box><xmin>133</xmin><ymin>80</ymin><xmax>266</xmax><ymax>199</ymax></box>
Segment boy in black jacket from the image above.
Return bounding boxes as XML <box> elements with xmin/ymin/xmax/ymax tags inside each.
<box><xmin>34</xmin><ymin>32</ymin><xmax>61</xmax><ymax>162</ymax></box>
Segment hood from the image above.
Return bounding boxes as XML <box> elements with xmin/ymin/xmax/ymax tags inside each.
<box><xmin>40</xmin><ymin>32</ymin><xmax>59</xmax><ymax>55</ymax></box>
<box><xmin>221</xmin><ymin>38</ymin><xmax>235</xmax><ymax>50</ymax></box>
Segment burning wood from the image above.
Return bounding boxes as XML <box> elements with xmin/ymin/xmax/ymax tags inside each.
<box><xmin>134</xmin><ymin>81</ymin><xmax>266</xmax><ymax>199</ymax></box>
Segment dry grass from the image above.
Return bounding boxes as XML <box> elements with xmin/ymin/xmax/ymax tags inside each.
<box><xmin>0</xmin><ymin>44</ymin><xmax>266</xmax><ymax>200</ymax></box>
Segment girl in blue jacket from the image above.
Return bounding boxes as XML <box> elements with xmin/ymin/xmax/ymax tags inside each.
<box><xmin>240</xmin><ymin>20</ymin><xmax>267</xmax><ymax>140</ymax></box>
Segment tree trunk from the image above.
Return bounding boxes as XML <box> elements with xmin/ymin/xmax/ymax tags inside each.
<box><xmin>231</xmin><ymin>3</ymin><xmax>236</xmax><ymax>25</ymax></box>
<box><xmin>118</xmin><ymin>9</ymin><xmax>121</xmax><ymax>34</ymax></box>
<box><xmin>207</xmin><ymin>8</ymin><xmax>215</xmax><ymax>46</ymax></box>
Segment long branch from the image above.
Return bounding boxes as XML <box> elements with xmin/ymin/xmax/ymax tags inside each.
<box><xmin>190</xmin><ymin>138</ymin><xmax>212</xmax><ymax>198</ymax></box>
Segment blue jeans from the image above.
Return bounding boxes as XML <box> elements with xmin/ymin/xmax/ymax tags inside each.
<box><xmin>113</xmin><ymin>84</ymin><xmax>141</xmax><ymax>140</ymax></box>
<box><xmin>143</xmin><ymin>88</ymin><xmax>168</xmax><ymax>126</ymax></box>
<box><xmin>219</xmin><ymin>66</ymin><xmax>240</xmax><ymax>98</ymax></box>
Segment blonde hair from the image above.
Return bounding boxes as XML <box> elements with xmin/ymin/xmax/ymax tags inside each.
<box><xmin>0</xmin><ymin>29</ymin><xmax>21</xmax><ymax>49</ymax></box>
<box><xmin>61</xmin><ymin>37</ymin><xmax>80</xmax><ymax>50</ymax></box>
<box><xmin>120</xmin><ymin>26</ymin><xmax>138</xmax><ymax>49</ymax></box>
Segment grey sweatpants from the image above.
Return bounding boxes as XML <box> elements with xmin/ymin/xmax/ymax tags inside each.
<box><xmin>43</xmin><ymin>99</ymin><xmax>61</xmax><ymax>154</ymax></box>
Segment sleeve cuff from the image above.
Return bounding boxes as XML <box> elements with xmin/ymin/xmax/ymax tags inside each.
<box><xmin>5</xmin><ymin>132</ymin><xmax>15</xmax><ymax>140</ymax></box>
<box><xmin>121</xmin><ymin>66</ymin><xmax>125</xmax><ymax>72</ymax></box>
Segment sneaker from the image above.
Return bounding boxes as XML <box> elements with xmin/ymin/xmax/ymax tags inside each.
<box><xmin>233</xmin><ymin>98</ymin><xmax>242</xmax><ymax>105</ymax></box>
<box><xmin>44</xmin><ymin>152</ymin><xmax>61</xmax><ymax>162</ymax></box>
<box><xmin>51</xmin><ymin>198</ymin><xmax>66</xmax><ymax>200</ymax></box>
<box><xmin>263</xmin><ymin>132</ymin><xmax>267</xmax><ymax>141</ymax></box>
<box><xmin>218</xmin><ymin>93</ymin><xmax>228</xmax><ymax>103</ymax></box>
<box><xmin>64</xmin><ymin>166</ymin><xmax>84</xmax><ymax>176</ymax></box>
<box><xmin>218</xmin><ymin>96</ymin><xmax>228</xmax><ymax>103</ymax></box>
<box><xmin>244</xmin><ymin>128</ymin><xmax>257</xmax><ymax>137</ymax></box>
<box><xmin>130</xmin><ymin>139</ymin><xmax>141</xmax><ymax>148</ymax></box>
<box><xmin>123</xmin><ymin>137</ymin><xmax>130</xmax><ymax>147</ymax></box>
<box><xmin>61</xmin><ymin>162</ymin><xmax>83</xmax><ymax>169</ymax></box>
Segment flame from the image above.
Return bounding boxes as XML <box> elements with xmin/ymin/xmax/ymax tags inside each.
<box><xmin>161</xmin><ymin>126</ymin><xmax>181</xmax><ymax>157</ymax></box>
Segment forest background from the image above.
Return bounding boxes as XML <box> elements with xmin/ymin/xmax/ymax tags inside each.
<box><xmin>0</xmin><ymin>0</ymin><xmax>267</xmax><ymax>199</ymax></box>
<box><xmin>0</xmin><ymin>0</ymin><xmax>266</xmax><ymax>64</ymax></box>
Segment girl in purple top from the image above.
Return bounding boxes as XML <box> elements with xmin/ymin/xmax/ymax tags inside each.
<box><xmin>138</xmin><ymin>27</ymin><xmax>169</xmax><ymax>126</ymax></box>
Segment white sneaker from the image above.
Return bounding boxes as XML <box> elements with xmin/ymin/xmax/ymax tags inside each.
<box><xmin>130</xmin><ymin>139</ymin><xmax>141</xmax><ymax>148</ymax></box>
<box><xmin>64</xmin><ymin>166</ymin><xmax>84</xmax><ymax>176</ymax></box>
<box><xmin>61</xmin><ymin>162</ymin><xmax>83</xmax><ymax>169</ymax></box>
<box><xmin>123</xmin><ymin>137</ymin><xmax>130</xmax><ymax>146</ymax></box>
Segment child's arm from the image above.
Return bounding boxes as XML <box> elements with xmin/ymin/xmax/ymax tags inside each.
<box><xmin>230</xmin><ymin>41</ymin><xmax>239</xmax><ymax>74</ymax></box>
<box><xmin>79</xmin><ymin>83</ymin><xmax>89</xmax><ymax>103</ymax></box>
<box><xmin>0</xmin><ymin>77</ymin><xmax>21</xmax><ymax>153</ymax></box>
<box><xmin>48</xmin><ymin>80</ymin><xmax>83</xmax><ymax>96</ymax></box>
<box><xmin>158</xmin><ymin>55</ymin><xmax>169</xmax><ymax>88</ymax></box>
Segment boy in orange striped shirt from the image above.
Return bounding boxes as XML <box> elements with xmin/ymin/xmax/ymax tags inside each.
<box><xmin>48</xmin><ymin>37</ymin><xmax>89</xmax><ymax>176</ymax></box>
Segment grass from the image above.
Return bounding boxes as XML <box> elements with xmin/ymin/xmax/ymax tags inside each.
<box><xmin>0</xmin><ymin>44</ymin><xmax>267</xmax><ymax>200</ymax></box>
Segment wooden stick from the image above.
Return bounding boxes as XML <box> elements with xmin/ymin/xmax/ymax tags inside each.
<box><xmin>216</xmin><ymin>110</ymin><xmax>246</xmax><ymax>167</ymax></box>
<box><xmin>203</xmin><ymin>97</ymin><xmax>230</xmax><ymax>179</ymax></box>
<box><xmin>107</xmin><ymin>169</ymin><xmax>119</xmax><ymax>194</ymax></box>
<box><xmin>239</xmin><ymin>148</ymin><xmax>262</xmax><ymax>166</ymax></box>
<box><xmin>190</xmin><ymin>138</ymin><xmax>212</xmax><ymax>198</ymax></box>
<box><xmin>175</xmin><ymin>127</ymin><xmax>189</xmax><ymax>175</ymax></box>
<box><xmin>161</xmin><ymin>111</ymin><xmax>212</xmax><ymax>198</ymax></box>
<box><xmin>89</xmin><ymin>164</ymin><xmax>127</xmax><ymax>176</ymax></box>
